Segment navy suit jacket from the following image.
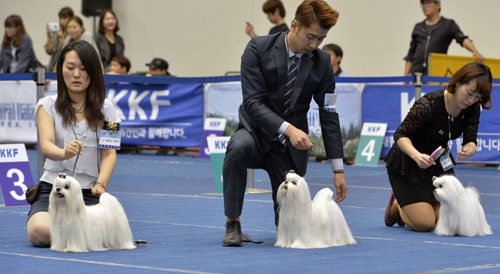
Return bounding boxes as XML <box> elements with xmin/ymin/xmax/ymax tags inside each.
<box><xmin>238</xmin><ymin>32</ymin><xmax>344</xmax><ymax>175</ymax></box>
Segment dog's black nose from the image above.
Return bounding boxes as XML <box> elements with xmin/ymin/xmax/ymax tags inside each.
<box><xmin>58</xmin><ymin>173</ymin><xmax>66</xmax><ymax>179</ymax></box>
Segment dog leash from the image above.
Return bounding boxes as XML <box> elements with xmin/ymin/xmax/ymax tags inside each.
<box><xmin>70</xmin><ymin>125</ymin><xmax>101</xmax><ymax>178</ymax></box>
<box><xmin>71</xmin><ymin>145</ymin><xmax>81</xmax><ymax>177</ymax></box>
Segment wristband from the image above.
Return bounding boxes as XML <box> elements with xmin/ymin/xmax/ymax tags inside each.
<box><xmin>95</xmin><ymin>182</ymin><xmax>106</xmax><ymax>189</ymax></box>
<box><xmin>333</xmin><ymin>170</ymin><xmax>344</xmax><ymax>174</ymax></box>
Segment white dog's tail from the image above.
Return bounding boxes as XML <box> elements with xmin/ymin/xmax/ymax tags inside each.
<box><xmin>464</xmin><ymin>187</ymin><xmax>493</xmax><ymax>236</ymax></box>
<box><xmin>312</xmin><ymin>188</ymin><xmax>356</xmax><ymax>246</ymax></box>
<box><xmin>98</xmin><ymin>193</ymin><xmax>136</xmax><ymax>249</ymax></box>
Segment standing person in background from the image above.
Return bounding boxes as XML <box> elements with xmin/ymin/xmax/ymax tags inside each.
<box><xmin>223</xmin><ymin>0</ymin><xmax>347</xmax><ymax>247</ymax></box>
<box><xmin>245</xmin><ymin>0</ymin><xmax>289</xmax><ymax>38</ymax></box>
<box><xmin>44</xmin><ymin>6</ymin><xmax>74</xmax><ymax>72</ymax></box>
<box><xmin>0</xmin><ymin>15</ymin><xmax>38</xmax><ymax>73</ymax></box>
<box><xmin>27</xmin><ymin>40</ymin><xmax>121</xmax><ymax>247</ymax></box>
<box><xmin>385</xmin><ymin>62</ymin><xmax>492</xmax><ymax>232</ymax></box>
<box><xmin>94</xmin><ymin>9</ymin><xmax>124</xmax><ymax>72</ymax></box>
<box><xmin>65</xmin><ymin>16</ymin><xmax>100</xmax><ymax>59</ymax></box>
<box><xmin>107</xmin><ymin>55</ymin><xmax>130</xmax><ymax>75</ymax></box>
<box><xmin>322</xmin><ymin>43</ymin><xmax>348</xmax><ymax>77</ymax></box>
<box><xmin>404</xmin><ymin>0</ymin><xmax>484</xmax><ymax>76</ymax></box>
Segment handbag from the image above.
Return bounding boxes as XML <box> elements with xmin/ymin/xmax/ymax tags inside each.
<box><xmin>25</xmin><ymin>184</ymin><xmax>40</xmax><ymax>204</ymax></box>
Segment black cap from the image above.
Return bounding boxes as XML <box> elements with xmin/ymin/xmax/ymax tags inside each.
<box><xmin>146</xmin><ymin>58</ymin><xmax>169</xmax><ymax>70</ymax></box>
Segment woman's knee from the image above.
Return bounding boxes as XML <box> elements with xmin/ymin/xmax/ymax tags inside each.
<box><xmin>411</xmin><ymin>221</ymin><xmax>436</xmax><ymax>232</ymax></box>
<box><xmin>27</xmin><ymin>214</ymin><xmax>51</xmax><ymax>247</ymax></box>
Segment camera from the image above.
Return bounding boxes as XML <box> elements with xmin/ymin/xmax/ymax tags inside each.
<box><xmin>48</xmin><ymin>22</ymin><xmax>60</xmax><ymax>32</ymax></box>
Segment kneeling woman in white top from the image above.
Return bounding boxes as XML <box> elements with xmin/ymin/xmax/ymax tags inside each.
<box><xmin>27</xmin><ymin>40</ymin><xmax>120</xmax><ymax>247</ymax></box>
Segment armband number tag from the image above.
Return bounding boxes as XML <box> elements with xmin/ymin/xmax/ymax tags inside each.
<box><xmin>98</xmin><ymin>130</ymin><xmax>121</xmax><ymax>150</ymax></box>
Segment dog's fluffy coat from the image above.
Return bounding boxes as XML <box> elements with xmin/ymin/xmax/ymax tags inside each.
<box><xmin>49</xmin><ymin>174</ymin><xmax>136</xmax><ymax>252</ymax></box>
<box><xmin>433</xmin><ymin>175</ymin><xmax>492</xmax><ymax>237</ymax></box>
<box><xmin>275</xmin><ymin>172</ymin><xmax>356</xmax><ymax>248</ymax></box>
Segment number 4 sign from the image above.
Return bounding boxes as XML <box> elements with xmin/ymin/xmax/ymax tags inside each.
<box><xmin>0</xmin><ymin>144</ymin><xmax>35</xmax><ymax>206</ymax></box>
<box><xmin>354</xmin><ymin>123</ymin><xmax>388</xmax><ymax>166</ymax></box>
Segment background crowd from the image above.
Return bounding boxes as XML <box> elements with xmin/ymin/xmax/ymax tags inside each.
<box><xmin>0</xmin><ymin>0</ymin><xmax>491</xmax><ymax>77</ymax></box>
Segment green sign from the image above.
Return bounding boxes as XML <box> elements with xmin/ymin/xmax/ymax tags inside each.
<box><xmin>354</xmin><ymin>123</ymin><xmax>387</xmax><ymax>166</ymax></box>
<box><xmin>207</xmin><ymin>136</ymin><xmax>231</xmax><ymax>193</ymax></box>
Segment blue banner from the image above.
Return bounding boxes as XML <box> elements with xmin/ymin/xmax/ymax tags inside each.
<box><xmin>362</xmin><ymin>85</ymin><xmax>500</xmax><ymax>163</ymax></box>
<box><xmin>106</xmin><ymin>83</ymin><xmax>204</xmax><ymax>147</ymax></box>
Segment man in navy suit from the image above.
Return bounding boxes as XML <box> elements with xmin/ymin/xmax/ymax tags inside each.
<box><xmin>222</xmin><ymin>0</ymin><xmax>347</xmax><ymax>247</ymax></box>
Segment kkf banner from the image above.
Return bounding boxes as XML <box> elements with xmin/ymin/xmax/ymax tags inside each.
<box><xmin>106</xmin><ymin>83</ymin><xmax>204</xmax><ymax>147</ymax></box>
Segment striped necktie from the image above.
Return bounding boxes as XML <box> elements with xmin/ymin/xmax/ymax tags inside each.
<box><xmin>282</xmin><ymin>55</ymin><xmax>299</xmax><ymax>115</ymax></box>
<box><xmin>278</xmin><ymin>55</ymin><xmax>299</xmax><ymax>147</ymax></box>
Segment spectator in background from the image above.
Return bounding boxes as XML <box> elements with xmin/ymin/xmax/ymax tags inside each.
<box><xmin>404</xmin><ymin>0</ymin><xmax>484</xmax><ymax>76</ymax></box>
<box><xmin>65</xmin><ymin>16</ymin><xmax>100</xmax><ymax>58</ymax></box>
<box><xmin>94</xmin><ymin>9</ymin><xmax>124</xmax><ymax>72</ymax></box>
<box><xmin>0</xmin><ymin>15</ymin><xmax>38</xmax><ymax>73</ymax></box>
<box><xmin>107</xmin><ymin>55</ymin><xmax>130</xmax><ymax>75</ymax></box>
<box><xmin>245</xmin><ymin>0</ymin><xmax>289</xmax><ymax>38</ymax></box>
<box><xmin>322</xmin><ymin>43</ymin><xmax>349</xmax><ymax>77</ymax></box>
<box><xmin>44</xmin><ymin>6</ymin><xmax>74</xmax><ymax>72</ymax></box>
<box><xmin>146</xmin><ymin>58</ymin><xmax>171</xmax><ymax>76</ymax></box>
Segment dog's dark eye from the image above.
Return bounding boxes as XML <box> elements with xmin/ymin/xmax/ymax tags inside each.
<box><xmin>64</xmin><ymin>185</ymin><xmax>70</xmax><ymax>189</ymax></box>
<box><xmin>291</xmin><ymin>181</ymin><xmax>297</xmax><ymax>185</ymax></box>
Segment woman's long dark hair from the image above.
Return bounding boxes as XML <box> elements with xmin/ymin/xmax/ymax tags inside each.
<box><xmin>2</xmin><ymin>15</ymin><xmax>27</xmax><ymax>47</ymax></box>
<box><xmin>55</xmin><ymin>40</ymin><xmax>105</xmax><ymax>130</ymax></box>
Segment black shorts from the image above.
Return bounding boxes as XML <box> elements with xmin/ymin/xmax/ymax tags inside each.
<box><xmin>388</xmin><ymin>174</ymin><xmax>438</xmax><ymax>208</ymax></box>
<box><xmin>27</xmin><ymin>181</ymin><xmax>100</xmax><ymax>220</ymax></box>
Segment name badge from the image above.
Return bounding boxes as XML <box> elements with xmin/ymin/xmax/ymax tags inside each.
<box><xmin>98</xmin><ymin>130</ymin><xmax>121</xmax><ymax>150</ymax></box>
<box><xmin>440</xmin><ymin>151</ymin><xmax>454</xmax><ymax>172</ymax></box>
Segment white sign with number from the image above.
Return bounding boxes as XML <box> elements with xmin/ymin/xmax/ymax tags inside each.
<box><xmin>0</xmin><ymin>144</ymin><xmax>34</xmax><ymax>206</ymax></box>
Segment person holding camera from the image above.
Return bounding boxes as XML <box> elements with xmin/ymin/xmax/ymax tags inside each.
<box><xmin>44</xmin><ymin>7</ymin><xmax>74</xmax><ymax>72</ymax></box>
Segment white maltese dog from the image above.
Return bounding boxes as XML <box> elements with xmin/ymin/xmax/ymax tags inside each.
<box><xmin>275</xmin><ymin>171</ymin><xmax>356</xmax><ymax>248</ymax></box>
<box><xmin>433</xmin><ymin>175</ymin><xmax>492</xmax><ymax>237</ymax></box>
<box><xmin>49</xmin><ymin>174</ymin><xmax>136</xmax><ymax>252</ymax></box>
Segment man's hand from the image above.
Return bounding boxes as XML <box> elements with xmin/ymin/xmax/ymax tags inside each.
<box><xmin>285</xmin><ymin>125</ymin><xmax>313</xmax><ymax>150</ymax></box>
<box><xmin>333</xmin><ymin>173</ymin><xmax>347</xmax><ymax>203</ymax></box>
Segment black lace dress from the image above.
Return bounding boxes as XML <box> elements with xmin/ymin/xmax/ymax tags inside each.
<box><xmin>385</xmin><ymin>90</ymin><xmax>480</xmax><ymax>206</ymax></box>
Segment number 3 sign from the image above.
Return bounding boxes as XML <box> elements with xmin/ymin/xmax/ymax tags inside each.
<box><xmin>0</xmin><ymin>144</ymin><xmax>34</xmax><ymax>206</ymax></box>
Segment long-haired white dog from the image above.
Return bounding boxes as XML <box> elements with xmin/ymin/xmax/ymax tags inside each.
<box><xmin>49</xmin><ymin>174</ymin><xmax>136</xmax><ymax>252</ymax></box>
<box><xmin>432</xmin><ymin>175</ymin><xmax>492</xmax><ymax>237</ymax></box>
<box><xmin>275</xmin><ymin>171</ymin><xmax>356</xmax><ymax>248</ymax></box>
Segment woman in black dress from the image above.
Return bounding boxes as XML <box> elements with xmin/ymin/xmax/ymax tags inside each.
<box><xmin>384</xmin><ymin>62</ymin><xmax>492</xmax><ymax>232</ymax></box>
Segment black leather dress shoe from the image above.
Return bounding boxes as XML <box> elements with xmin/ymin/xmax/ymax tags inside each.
<box><xmin>222</xmin><ymin>221</ymin><xmax>242</xmax><ymax>247</ymax></box>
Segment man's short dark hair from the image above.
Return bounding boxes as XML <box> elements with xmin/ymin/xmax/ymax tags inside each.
<box><xmin>111</xmin><ymin>55</ymin><xmax>131</xmax><ymax>72</ymax></box>
<box><xmin>322</xmin><ymin>43</ymin><xmax>343</xmax><ymax>64</ymax></box>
